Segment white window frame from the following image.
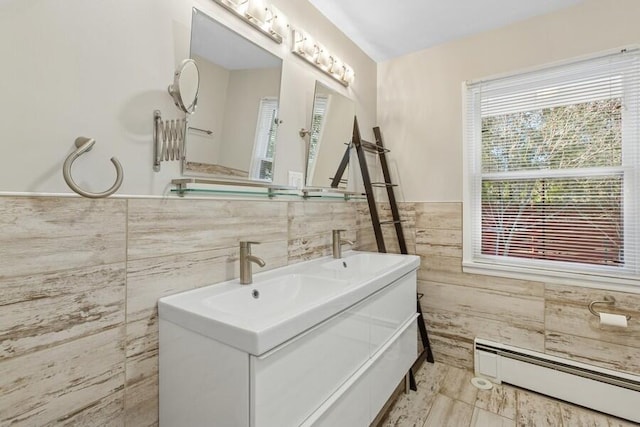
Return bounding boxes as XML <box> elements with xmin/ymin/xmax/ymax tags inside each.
<box><xmin>462</xmin><ymin>48</ymin><xmax>640</xmax><ymax>293</ymax></box>
<box><xmin>250</xmin><ymin>97</ymin><xmax>279</xmax><ymax>181</ymax></box>
<box><xmin>307</xmin><ymin>94</ymin><xmax>329</xmax><ymax>183</ymax></box>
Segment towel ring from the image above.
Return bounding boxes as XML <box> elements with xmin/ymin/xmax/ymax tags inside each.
<box><xmin>63</xmin><ymin>137</ymin><xmax>123</xmax><ymax>199</ymax></box>
<box><xmin>588</xmin><ymin>296</ymin><xmax>631</xmax><ymax>321</ymax></box>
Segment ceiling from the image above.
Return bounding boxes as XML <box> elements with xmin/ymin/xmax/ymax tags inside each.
<box><xmin>192</xmin><ymin>9</ymin><xmax>281</xmax><ymax>70</ymax></box>
<box><xmin>308</xmin><ymin>0</ymin><xmax>585</xmax><ymax>62</ymax></box>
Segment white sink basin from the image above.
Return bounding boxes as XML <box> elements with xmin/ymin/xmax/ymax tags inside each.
<box><xmin>320</xmin><ymin>252</ymin><xmax>405</xmax><ymax>277</ymax></box>
<box><xmin>203</xmin><ymin>274</ymin><xmax>349</xmax><ymax>319</ymax></box>
<box><xmin>159</xmin><ymin>251</ymin><xmax>420</xmax><ymax>355</ymax></box>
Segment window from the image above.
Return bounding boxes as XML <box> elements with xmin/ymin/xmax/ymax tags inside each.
<box><xmin>307</xmin><ymin>94</ymin><xmax>328</xmax><ymax>181</ymax></box>
<box><xmin>250</xmin><ymin>97</ymin><xmax>279</xmax><ymax>181</ymax></box>
<box><xmin>463</xmin><ymin>49</ymin><xmax>640</xmax><ymax>287</ymax></box>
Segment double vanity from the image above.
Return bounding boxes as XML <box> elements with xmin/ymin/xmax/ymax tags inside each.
<box><xmin>159</xmin><ymin>250</ymin><xmax>419</xmax><ymax>426</ymax></box>
<box><xmin>157</xmin><ymin>5</ymin><xmax>418</xmax><ymax>425</ymax></box>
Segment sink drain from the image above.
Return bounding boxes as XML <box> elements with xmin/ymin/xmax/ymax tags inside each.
<box><xmin>252</xmin><ymin>289</ymin><xmax>260</xmax><ymax>299</ymax></box>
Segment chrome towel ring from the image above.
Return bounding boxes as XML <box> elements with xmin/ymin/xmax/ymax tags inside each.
<box><xmin>63</xmin><ymin>137</ymin><xmax>123</xmax><ymax>198</ymax></box>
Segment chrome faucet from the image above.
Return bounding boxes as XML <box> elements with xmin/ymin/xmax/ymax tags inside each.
<box><xmin>239</xmin><ymin>241</ymin><xmax>266</xmax><ymax>285</ymax></box>
<box><xmin>332</xmin><ymin>230</ymin><xmax>354</xmax><ymax>259</ymax></box>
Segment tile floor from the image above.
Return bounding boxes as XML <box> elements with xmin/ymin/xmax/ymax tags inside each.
<box><xmin>378</xmin><ymin>361</ymin><xmax>638</xmax><ymax>427</ymax></box>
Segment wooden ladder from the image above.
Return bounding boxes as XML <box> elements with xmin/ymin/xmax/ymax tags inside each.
<box><xmin>334</xmin><ymin>117</ymin><xmax>434</xmax><ymax>389</ymax></box>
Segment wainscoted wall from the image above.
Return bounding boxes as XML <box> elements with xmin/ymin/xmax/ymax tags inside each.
<box><xmin>0</xmin><ymin>196</ymin><xmax>366</xmax><ymax>426</ymax></box>
<box><xmin>401</xmin><ymin>202</ymin><xmax>639</xmax><ymax>374</ymax></box>
<box><xmin>2</xmin><ymin>196</ymin><xmax>638</xmax><ymax>425</ymax></box>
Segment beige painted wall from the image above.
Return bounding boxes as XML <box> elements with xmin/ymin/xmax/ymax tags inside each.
<box><xmin>219</xmin><ymin>67</ymin><xmax>281</xmax><ymax>172</ymax></box>
<box><xmin>0</xmin><ymin>0</ymin><xmax>376</xmax><ymax>195</ymax></box>
<box><xmin>377</xmin><ymin>0</ymin><xmax>640</xmax><ymax>202</ymax></box>
<box><xmin>371</xmin><ymin>0</ymin><xmax>640</xmax><ymax>387</ymax></box>
<box><xmin>189</xmin><ymin>54</ymin><xmax>230</xmax><ymax>165</ymax></box>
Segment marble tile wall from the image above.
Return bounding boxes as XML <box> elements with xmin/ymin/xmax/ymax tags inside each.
<box><xmin>288</xmin><ymin>201</ymin><xmax>357</xmax><ymax>261</ymax></box>
<box><xmin>407</xmin><ymin>202</ymin><xmax>640</xmax><ymax>376</ymax></box>
<box><xmin>0</xmin><ymin>196</ymin><xmax>364</xmax><ymax>426</ymax></box>
<box><xmin>0</xmin><ymin>197</ymin><xmax>127</xmax><ymax>426</ymax></box>
<box><xmin>355</xmin><ymin>202</ymin><xmax>416</xmax><ymax>254</ymax></box>
<box><xmin>2</xmin><ymin>196</ymin><xmax>638</xmax><ymax>425</ymax></box>
<box><xmin>544</xmin><ymin>284</ymin><xmax>640</xmax><ymax>373</ymax></box>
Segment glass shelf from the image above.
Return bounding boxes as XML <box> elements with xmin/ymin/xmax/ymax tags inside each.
<box><xmin>171</xmin><ymin>178</ymin><xmax>366</xmax><ymax>200</ymax></box>
<box><xmin>169</xmin><ymin>188</ymin><xmax>300</xmax><ymax>198</ymax></box>
<box><xmin>301</xmin><ymin>187</ymin><xmax>366</xmax><ymax>200</ymax></box>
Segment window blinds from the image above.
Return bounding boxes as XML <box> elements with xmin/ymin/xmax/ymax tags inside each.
<box><xmin>251</xmin><ymin>97</ymin><xmax>278</xmax><ymax>180</ymax></box>
<box><xmin>464</xmin><ymin>49</ymin><xmax>640</xmax><ymax>282</ymax></box>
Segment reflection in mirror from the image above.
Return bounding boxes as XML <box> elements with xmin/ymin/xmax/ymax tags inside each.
<box><xmin>305</xmin><ymin>81</ymin><xmax>356</xmax><ymax>188</ymax></box>
<box><xmin>168</xmin><ymin>59</ymin><xmax>200</xmax><ymax>114</ymax></box>
<box><xmin>184</xmin><ymin>8</ymin><xmax>283</xmax><ymax>182</ymax></box>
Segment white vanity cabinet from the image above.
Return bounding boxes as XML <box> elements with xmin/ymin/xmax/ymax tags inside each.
<box><xmin>159</xmin><ymin>253</ymin><xmax>419</xmax><ymax>427</ymax></box>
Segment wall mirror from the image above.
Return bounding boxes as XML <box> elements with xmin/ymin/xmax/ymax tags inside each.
<box><xmin>168</xmin><ymin>59</ymin><xmax>200</xmax><ymax>114</ymax></box>
<box><xmin>184</xmin><ymin>8</ymin><xmax>283</xmax><ymax>182</ymax></box>
<box><xmin>305</xmin><ymin>81</ymin><xmax>356</xmax><ymax>188</ymax></box>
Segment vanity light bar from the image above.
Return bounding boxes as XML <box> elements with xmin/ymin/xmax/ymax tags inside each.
<box><xmin>291</xmin><ymin>29</ymin><xmax>355</xmax><ymax>87</ymax></box>
<box><xmin>212</xmin><ymin>0</ymin><xmax>290</xmax><ymax>43</ymax></box>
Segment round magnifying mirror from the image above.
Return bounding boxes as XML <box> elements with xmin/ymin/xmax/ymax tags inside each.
<box><xmin>168</xmin><ymin>59</ymin><xmax>200</xmax><ymax>114</ymax></box>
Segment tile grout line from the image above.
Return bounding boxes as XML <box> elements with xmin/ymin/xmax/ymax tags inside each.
<box><xmin>123</xmin><ymin>198</ymin><xmax>129</xmax><ymax>422</ymax></box>
<box><xmin>514</xmin><ymin>387</ymin><xmax>521</xmax><ymax>426</ymax></box>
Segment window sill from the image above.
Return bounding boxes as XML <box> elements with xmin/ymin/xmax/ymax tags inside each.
<box><xmin>462</xmin><ymin>260</ymin><xmax>640</xmax><ymax>294</ymax></box>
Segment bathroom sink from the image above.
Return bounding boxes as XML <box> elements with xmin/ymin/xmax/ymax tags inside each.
<box><xmin>203</xmin><ymin>274</ymin><xmax>349</xmax><ymax>319</ymax></box>
<box><xmin>158</xmin><ymin>251</ymin><xmax>420</xmax><ymax>355</ymax></box>
<box><xmin>320</xmin><ymin>252</ymin><xmax>405</xmax><ymax>277</ymax></box>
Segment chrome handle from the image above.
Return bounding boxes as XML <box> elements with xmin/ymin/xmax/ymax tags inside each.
<box><xmin>332</xmin><ymin>229</ymin><xmax>346</xmax><ymax>241</ymax></box>
<box><xmin>62</xmin><ymin>137</ymin><xmax>123</xmax><ymax>199</ymax></box>
<box><xmin>332</xmin><ymin>230</ymin><xmax>353</xmax><ymax>259</ymax></box>
<box><xmin>239</xmin><ymin>241</ymin><xmax>261</xmax><ymax>253</ymax></box>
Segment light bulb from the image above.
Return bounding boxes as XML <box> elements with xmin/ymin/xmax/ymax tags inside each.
<box><xmin>268</xmin><ymin>6</ymin><xmax>289</xmax><ymax>39</ymax></box>
<box><xmin>246</xmin><ymin>0</ymin><xmax>268</xmax><ymax>24</ymax></box>
<box><xmin>303</xmin><ymin>35</ymin><xmax>317</xmax><ymax>58</ymax></box>
<box><xmin>292</xmin><ymin>29</ymin><xmax>306</xmax><ymax>54</ymax></box>
<box><xmin>343</xmin><ymin>65</ymin><xmax>355</xmax><ymax>84</ymax></box>
<box><xmin>316</xmin><ymin>45</ymin><xmax>331</xmax><ymax>69</ymax></box>
<box><xmin>330</xmin><ymin>57</ymin><xmax>344</xmax><ymax>78</ymax></box>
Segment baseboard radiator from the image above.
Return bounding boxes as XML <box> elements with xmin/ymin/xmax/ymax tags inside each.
<box><xmin>474</xmin><ymin>338</ymin><xmax>640</xmax><ymax>423</ymax></box>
